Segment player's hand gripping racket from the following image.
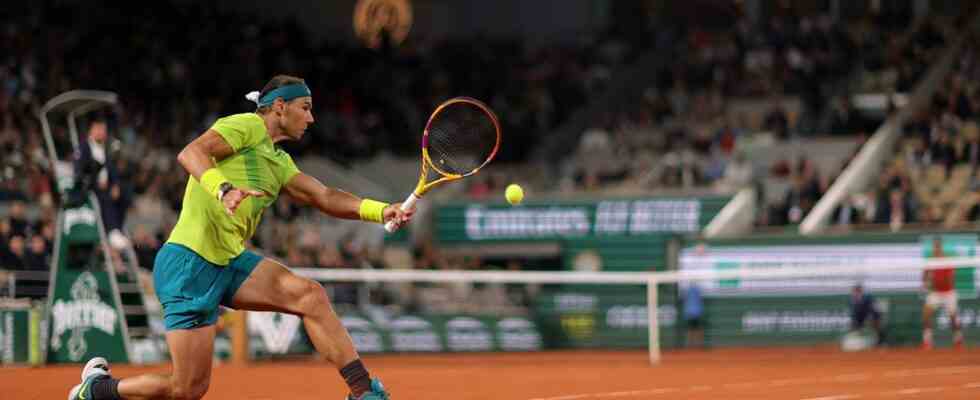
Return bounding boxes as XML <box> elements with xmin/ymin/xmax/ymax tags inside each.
<box><xmin>385</xmin><ymin>97</ymin><xmax>501</xmax><ymax>232</ymax></box>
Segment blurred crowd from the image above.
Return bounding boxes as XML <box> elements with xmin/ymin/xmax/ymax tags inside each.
<box><xmin>830</xmin><ymin>38</ymin><xmax>980</xmax><ymax>231</ymax></box>
<box><xmin>1</xmin><ymin>0</ymin><xmax>976</xmax><ymax>308</ymax></box>
<box><xmin>0</xmin><ymin>0</ymin><xmax>648</xmax><ymax>281</ymax></box>
<box><xmin>562</xmin><ymin>12</ymin><xmax>872</xmax><ymax>194</ymax></box>
<box><xmin>557</xmin><ymin>13</ymin><xmax>961</xmax><ymax>232</ymax></box>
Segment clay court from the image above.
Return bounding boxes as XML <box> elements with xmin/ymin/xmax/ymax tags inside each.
<box><xmin>5</xmin><ymin>348</ymin><xmax>977</xmax><ymax>400</ymax></box>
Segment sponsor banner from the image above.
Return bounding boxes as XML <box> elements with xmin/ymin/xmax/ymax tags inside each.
<box><xmin>0</xmin><ymin>305</ymin><xmax>31</xmax><ymax>364</ymax></box>
<box><xmin>679</xmin><ymin>234</ymin><xmax>980</xmax><ymax>297</ymax></box>
<box><xmin>246</xmin><ymin>312</ymin><xmax>545</xmax><ymax>358</ymax></box>
<box><xmin>436</xmin><ymin>197</ymin><xmax>730</xmax><ymax>242</ymax></box>
<box><xmin>704</xmin><ymin>295</ymin><xmax>980</xmax><ymax>347</ymax></box>
<box><xmin>47</xmin><ymin>270</ymin><xmax>128</xmax><ymax>363</ymax></box>
<box><xmin>247</xmin><ymin>312</ymin><xmax>313</xmax><ymax>357</ymax></box>
<box><xmin>389</xmin><ymin>315</ymin><xmax>443</xmax><ymax>352</ymax></box>
<box><xmin>46</xmin><ymin>201</ymin><xmax>130</xmax><ymax>363</ymax></box>
<box><xmin>535</xmin><ymin>289</ymin><xmax>679</xmax><ymax>349</ymax></box>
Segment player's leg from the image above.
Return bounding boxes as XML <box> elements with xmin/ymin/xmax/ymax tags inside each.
<box><xmin>70</xmin><ymin>242</ymin><xmax>221</xmax><ymax>400</ymax></box>
<box><xmin>116</xmin><ymin>327</ymin><xmax>216</xmax><ymax>399</ymax></box>
<box><xmin>226</xmin><ymin>255</ymin><xmax>387</xmax><ymax>399</ymax></box>
<box><xmin>74</xmin><ymin>327</ymin><xmax>214</xmax><ymax>400</ymax></box>
<box><xmin>922</xmin><ymin>292</ymin><xmax>938</xmax><ymax>349</ymax></box>
<box><xmin>944</xmin><ymin>291</ymin><xmax>964</xmax><ymax>348</ymax></box>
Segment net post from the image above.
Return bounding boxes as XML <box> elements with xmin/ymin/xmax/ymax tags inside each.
<box><xmin>647</xmin><ymin>275</ymin><xmax>660</xmax><ymax>365</ymax></box>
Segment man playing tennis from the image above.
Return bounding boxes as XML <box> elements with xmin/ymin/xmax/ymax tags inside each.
<box><xmin>921</xmin><ymin>237</ymin><xmax>964</xmax><ymax>350</ymax></box>
<box><xmin>69</xmin><ymin>75</ymin><xmax>410</xmax><ymax>400</ymax></box>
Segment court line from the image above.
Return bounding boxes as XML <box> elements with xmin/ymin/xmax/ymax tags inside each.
<box><xmin>526</xmin><ymin>367</ymin><xmax>977</xmax><ymax>400</ymax></box>
<box><xmin>770</xmin><ymin>378</ymin><xmax>818</xmax><ymax>387</ymax></box>
<box><xmin>889</xmin><ymin>387</ymin><xmax>945</xmax><ymax>395</ymax></box>
<box><xmin>526</xmin><ymin>388</ymin><xmax>678</xmax><ymax>400</ymax></box>
<box><xmin>884</xmin><ymin>366</ymin><xmax>974</xmax><ymax>377</ymax></box>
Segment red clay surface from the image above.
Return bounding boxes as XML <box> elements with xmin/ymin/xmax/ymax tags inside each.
<box><xmin>3</xmin><ymin>347</ymin><xmax>978</xmax><ymax>399</ymax></box>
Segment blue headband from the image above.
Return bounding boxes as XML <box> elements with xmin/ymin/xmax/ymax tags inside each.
<box><xmin>257</xmin><ymin>84</ymin><xmax>311</xmax><ymax>107</ymax></box>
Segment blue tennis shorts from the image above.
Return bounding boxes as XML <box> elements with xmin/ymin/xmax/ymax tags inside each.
<box><xmin>153</xmin><ymin>243</ymin><xmax>262</xmax><ymax>330</ymax></box>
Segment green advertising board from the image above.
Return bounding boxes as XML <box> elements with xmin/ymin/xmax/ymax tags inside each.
<box><xmin>533</xmin><ymin>287</ymin><xmax>680</xmax><ymax>349</ymax></box>
<box><xmin>46</xmin><ymin>200</ymin><xmax>130</xmax><ymax>363</ymax></box>
<box><xmin>678</xmin><ymin>232</ymin><xmax>980</xmax><ymax>347</ymax></box>
<box><xmin>243</xmin><ymin>312</ymin><xmax>544</xmax><ymax>359</ymax></box>
<box><xmin>435</xmin><ymin>196</ymin><xmax>730</xmax><ymax>242</ymax></box>
<box><xmin>0</xmin><ymin>303</ymin><xmax>42</xmax><ymax>365</ymax></box>
<box><xmin>702</xmin><ymin>294</ymin><xmax>980</xmax><ymax>347</ymax></box>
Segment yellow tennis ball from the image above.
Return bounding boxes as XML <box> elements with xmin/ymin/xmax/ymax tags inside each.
<box><xmin>505</xmin><ymin>184</ymin><xmax>524</xmax><ymax>205</ymax></box>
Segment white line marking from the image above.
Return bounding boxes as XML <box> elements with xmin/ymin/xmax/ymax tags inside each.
<box><xmin>830</xmin><ymin>374</ymin><xmax>871</xmax><ymax>382</ymax></box>
<box><xmin>527</xmin><ymin>388</ymin><xmax>678</xmax><ymax>400</ymax></box>
<box><xmin>527</xmin><ymin>395</ymin><xmax>592</xmax><ymax>400</ymax></box>
<box><xmin>891</xmin><ymin>387</ymin><xmax>944</xmax><ymax>395</ymax></box>
<box><xmin>771</xmin><ymin>378</ymin><xmax>817</xmax><ymax>386</ymax></box>
<box><xmin>595</xmin><ymin>389</ymin><xmax>678</xmax><ymax>398</ymax></box>
<box><xmin>724</xmin><ymin>382</ymin><xmax>761</xmax><ymax>389</ymax></box>
<box><xmin>885</xmin><ymin>366</ymin><xmax>974</xmax><ymax>377</ymax></box>
<box><xmin>800</xmin><ymin>395</ymin><xmax>861</xmax><ymax>400</ymax></box>
<box><xmin>527</xmin><ymin>366</ymin><xmax>978</xmax><ymax>400</ymax></box>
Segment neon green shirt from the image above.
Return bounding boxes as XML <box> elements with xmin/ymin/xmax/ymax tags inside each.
<box><xmin>167</xmin><ymin>113</ymin><xmax>300</xmax><ymax>265</ymax></box>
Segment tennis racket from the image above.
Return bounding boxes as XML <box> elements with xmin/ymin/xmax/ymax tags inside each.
<box><xmin>385</xmin><ymin>96</ymin><xmax>501</xmax><ymax>232</ymax></box>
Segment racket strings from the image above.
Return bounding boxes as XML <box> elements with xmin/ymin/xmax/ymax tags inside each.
<box><xmin>426</xmin><ymin>102</ymin><xmax>498</xmax><ymax>176</ymax></box>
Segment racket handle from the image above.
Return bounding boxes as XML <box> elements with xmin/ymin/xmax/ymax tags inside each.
<box><xmin>384</xmin><ymin>193</ymin><xmax>419</xmax><ymax>233</ymax></box>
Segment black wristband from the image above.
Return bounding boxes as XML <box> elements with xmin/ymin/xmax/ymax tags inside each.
<box><xmin>217</xmin><ymin>182</ymin><xmax>234</xmax><ymax>201</ymax></box>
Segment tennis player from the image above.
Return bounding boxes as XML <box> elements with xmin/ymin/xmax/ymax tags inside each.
<box><xmin>69</xmin><ymin>75</ymin><xmax>409</xmax><ymax>400</ymax></box>
<box><xmin>921</xmin><ymin>237</ymin><xmax>964</xmax><ymax>350</ymax></box>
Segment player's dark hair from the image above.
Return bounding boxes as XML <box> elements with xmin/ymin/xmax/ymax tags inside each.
<box><xmin>256</xmin><ymin>75</ymin><xmax>307</xmax><ymax>114</ymax></box>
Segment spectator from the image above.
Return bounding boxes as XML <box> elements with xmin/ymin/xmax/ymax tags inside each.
<box><xmin>763</xmin><ymin>106</ymin><xmax>789</xmax><ymax>139</ymax></box>
<box><xmin>3</xmin><ymin>235</ymin><xmax>27</xmax><ymax>270</ymax></box>
<box><xmin>874</xmin><ymin>189</ymin><xmax>916</xmax><ymax>231</ymax></box>
<box><xmin>684</xmin><ymin>283</ymin><xmax>705</xmax><ymax>348</ymax></box>
<box><xmin>833</xmin><ymin>194</ymin><xmax>866</xmax><ymax>226</ymax></box>
<box><xmin>828</xmin><ymin>96</ymin><xmax>871</xmax><ymax>135</ymax></box>
<box><xmin>5</xmin><ymin>200</ymin><xmax>29</xmax><ymax>237</ymax></box>
<box><xmin>716</xmin><ymin>152</ymin><xmax>753</xmax><ymax>191</ymax></box>
<box><xmin>132</xmin><ymin>225</ymin><xmax>161</xmax><ymax>271</ymax></box>
<box><xmin>848</xmin><ymin>284</ymin><xmax>885</xmax><ymax>346</ymax></box>
<box><xmin>23</xmin><ymin>235</ymin><xmax>50</xmax><ymax>270</ymax></box>
<box><xmin>926</xmin><ymin>132</ymin><xmax>957</xmax><ymax>174</ymax></box>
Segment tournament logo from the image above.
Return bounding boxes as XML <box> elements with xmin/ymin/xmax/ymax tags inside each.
<box><xmin>50</xmin><ymin>272</ymin><xmax>118</xmax><ymax>361</ymax></box>
<box><xmin>341</xmin><ymin>316</ymin><xmax>384</xmax><ymax>353</ymax></box>
<box><xmin>248</xmin><ymin>312</ymin><xmax>301</xmax><ymax>355</ymax></box>
<box><xmin>497</xmin><ymin>317</ymin><xmax>542</xmax><ymax>351</ymax></box>
<box><xmin>390</xmin><ymin>315</ymin><xmax>441</xmax><ymax>352</ymax></box>
<box><xmin>446</xmin><ymin>317</ymin><xmax>492</xmax><ymax>351</ymax></box>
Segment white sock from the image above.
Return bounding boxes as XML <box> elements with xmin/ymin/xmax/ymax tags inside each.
<box><xmin>923</xmin><ymin>328</ymin><xmax>934</xmax><ymax>344</ymax></box>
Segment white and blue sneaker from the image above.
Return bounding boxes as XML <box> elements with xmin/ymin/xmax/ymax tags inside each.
<box><xmin>68</xmin><ymin>357</ymin><xmax>111</xmax><ymax>400</ymax></box>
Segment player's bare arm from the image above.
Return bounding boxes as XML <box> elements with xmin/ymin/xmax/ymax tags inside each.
<box><xmin>283</xmin><ymin>172</ymin><xmax>413</xmax><ymax>227</ymax></box>
<box><xmin>177</xmin><ymin>130</ymin><xmax>265</xmax><ymax>215</ymax></box>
